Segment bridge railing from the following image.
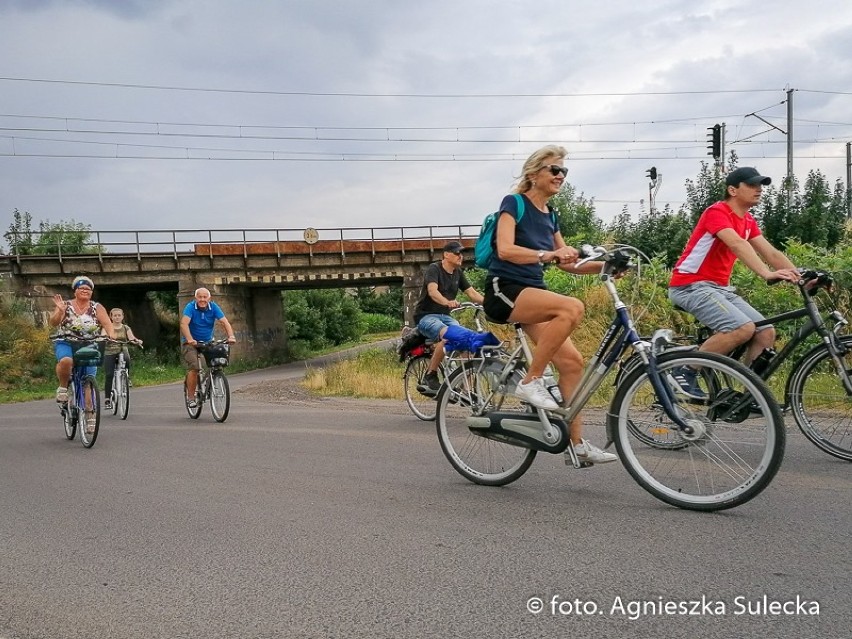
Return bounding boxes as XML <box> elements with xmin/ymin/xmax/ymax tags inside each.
<box><xmin>2</xmin><ymin>225</ymin><xmax>481</xmax><ymax>263</ymax></box>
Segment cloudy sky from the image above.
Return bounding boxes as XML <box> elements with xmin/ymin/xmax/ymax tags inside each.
<box><xmin>2</xmin><ymin>0</ymin><xmax>852</xmax><ymax>245</ymax></box>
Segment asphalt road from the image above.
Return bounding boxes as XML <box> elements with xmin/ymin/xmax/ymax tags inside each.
<box><xmin>0</xmin><ymin>361</ymin><xmax>850</xmax><ymax>639</ymax></box>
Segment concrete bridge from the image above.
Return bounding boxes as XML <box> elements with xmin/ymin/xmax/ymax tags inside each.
<box><xmin>1</xmin><ymin>225</ymin><xmax>478</xmax><ymax>359</ymax></box>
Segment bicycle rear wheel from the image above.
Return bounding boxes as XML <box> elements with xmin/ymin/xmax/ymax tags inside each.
<box><xmin>610</xmin><ymin>351</ymin><xmax>785</xmax><ymax>511</ymax></box>
<box><xmin>403</xmin><ymin>355</ymin><xmax>440</xmax><ymax>421</ymax></box>
<box><xmin>63</xmin><ymin>380</ymin><xmax>76</xmax><ymax>440</ymax></box>
<box><xmin>210</xmin><ymin>371</ymin><xmax>230</xmax><ymax>422</ymax></box>
<box><xmin>116</xmin><ymin>370</ymin><xmax>130</xmax><ymax>420</ymax></box>
<box><xmin>184</xmin><ymin>376</ymin><xmax>202</xmax><ymax>419</ymax></box>
<box><xmin>788</xmin><ymin>337</ymin><xmax>852</xmax><ymax>462</ymax></box>
<box><xmin>78</xmin><ymin>376</ymin><xmax>100</xmax><ymax>448</ymax></box>
<box><xmin>435</xmin><ymin>360</ymin><xmax>536</xmax><ymax>486</ymax></box>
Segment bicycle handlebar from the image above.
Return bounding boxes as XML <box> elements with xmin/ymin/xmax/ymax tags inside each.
<box><xmin>450</xmin><ymin>302</ymin><xmax>483</xmax><ymax>313</ymax></box>
<box><xmin>577</xmin><ymin>244</ymin><xmax>635</xmax><ymax>275</ymax></box>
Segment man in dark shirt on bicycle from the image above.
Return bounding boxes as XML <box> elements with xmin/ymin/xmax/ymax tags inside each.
<box><xmin>413</xmin><ymin>241</ymin><xmax>484</xmax><ymax>395</ymax></box>
<box><xmin>180</xmin><ymin>287</ymin><xmax>237</xmax><ymax>409</ymax></box>
<box><xmin>668</xmin><ymin>167</ymin><xmax>800</xmax><ymax>397</ymax></box>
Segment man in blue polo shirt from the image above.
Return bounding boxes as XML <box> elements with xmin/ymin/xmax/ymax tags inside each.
<box><xmin>180</xmin><ymin>287</ymin><xmax>237</xmax><ymax>409</ymax></box>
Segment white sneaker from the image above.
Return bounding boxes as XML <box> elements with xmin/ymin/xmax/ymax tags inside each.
<box><xmin>514</xmin><ymin>377</ymin><xmax>559</xmax><ymax>410</ymax></box>
<box><xmin>571</xmin><ymin>438</ymin><xmax>618</xmax><ymax>464</ymax></box>
<box><xmin>55</xmin><ymin>387</ymin><xmax>68</xmax><ymax>403</ymax></box>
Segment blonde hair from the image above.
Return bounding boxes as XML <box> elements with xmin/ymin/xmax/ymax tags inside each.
<box><xmin>513</xmin><ymin>145</ymin><xmax>568</xmax><ymax>194</ymax></box>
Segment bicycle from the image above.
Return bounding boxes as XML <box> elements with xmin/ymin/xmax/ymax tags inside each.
<box><xmin>669</xmin><ymin>270</ymin><xmax>852</xmax><ymax>462</ymax></box>
<box><xmin>106</xmin><ymin>340</ymin><xmax>142</xmax><ymax>420</ymax></box>
<box><xmin>400</xmin><ymin>302</ymin><xmax>488</xmax><ymax>421</ymax></box>
<box><xmin>51</xmin><ymin>334</ymin><xmax>106</xmax><ymax>448</ymax></box>
<box><xmin>183</xmin><ymin>339</ymin><xmax>231</xmax><ymax>422</ymax></box>
<box><xmin>434</xmin><ymin>245</ymin><xmax>786</xmax><ymax>512</ymax></box>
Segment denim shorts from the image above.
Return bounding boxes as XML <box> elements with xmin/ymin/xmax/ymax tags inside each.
<box><xmin>416</xmin><ymin>314</ymin><xmax>459</xmax><ymax>341</ymax></box>
<box><xmin>54</xmin><ymin>340</ymin><xmax>97</xmax><ymax>377</ymax></box>
<box><xmin>668</xmin><ymin>282</ymin><xmax>771</xmax><ymax>333</ymax></box>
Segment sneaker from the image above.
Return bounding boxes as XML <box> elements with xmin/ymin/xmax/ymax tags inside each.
<box><xmin>104</xmin><ymin>399</ymin><xmax>112</xmax><ymax>410</ymax></box>
<box><xmin>417</xmin><ymin>372</ymin><xmax>441</xmax><ymax>397</ymax></box>
<box><xmin>570</xmin><ymin>438</ymin><xmax>618</xmax><ymax>464</ymax></box>
<box><xmin>85</xmin><ymin>415</ymin><xmax>97</xmax><ymax>434</ymax></box>
<box><xmin>514</xmin><ymin>377</ymin><xmax>559</xmax><ymax>410</ymax></box>
<box><xmin>127</xmin><ymin>379</ymin><xmax>133</xmax><ymax>388</ymax></box>
<box><xmin>187</xmin><ymin>399</ymin><xmax>199</xmax><ymax>410</ymax></box>
<box><xmin>55</xmin><ymin>387</ymin><xmax>68</xmax><ymax>403</ymax></box>
<box><xmin>668</xmin><ymin>366</ymin><xmax>706</xmax><ymax>400</ymax></box>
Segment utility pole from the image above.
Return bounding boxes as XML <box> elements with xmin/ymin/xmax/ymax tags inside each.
<box><xmin>847</xmin><ymin>142</ymin><xmax>851</xmax><ymax>218</ymax></box>
<box><xmin>786</xmin><ymin>88</ymin><xmax>794</xmax><ymax>208</ymax></box>
<box><xmin>646</xmin><ymin>167</ymin><xmax>660</xmax><ymax>214</ymax></box>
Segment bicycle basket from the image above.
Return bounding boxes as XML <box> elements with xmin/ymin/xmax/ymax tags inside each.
<box><xmin>203</xmin><ymin>343</ymin><xmax>230</xmax><ymax>367</ymax></box>
<box><xmin>73</xmin><ymin>344</ymin><xmax>102</xmax><ymax>366</ymax></box>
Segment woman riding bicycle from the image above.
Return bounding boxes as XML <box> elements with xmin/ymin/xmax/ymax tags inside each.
<box><xmin>481</xmin><ymin>144</ymin><xmax>616</xmax><ymax>465</ymax></box>
<box><xmin>49</xmin><ymin>276</ymin><xmax>115</xmax><ymax>417</ymax></box>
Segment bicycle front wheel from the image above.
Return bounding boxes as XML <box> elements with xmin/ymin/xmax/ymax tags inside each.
<box><xmin>788</xmin><ymin>337</ymin><xmax>852</xmax><ymax>462</ymax></box>
<box><xmin>210</xmin><ymin>371</ymin><xmax>230</xmax><ymax>422</ymax></box>
<box><xmin>78</xmin><ymin>376</ymin><xmax>100</xmax><ymax>448</ymax></box>
<box><xmin>184</xmin><ymin>377</ymin><xmax>202</xmax><ymax>419</ymax></box>
<box><xmin>63</xmin><ymin>380</ymin><xmax>77</xmax><ymax>440</ymax></box>
<box><xmin>610</xmin><ymin>351</ymin><xmax>785</xmax><ymax>511</ymax></box>
<box><xmin>116</xmin><ymin>370</ymin><xmax>130</xmax><ymax>420</ymax></box>
<box><xmin>435</xmin><ymin>360</ymin><xmax>536</xmax><ymax>486</ymax></box>
<box><xmin>403</xmin><ymin>355</ymin><xmax>439</xmax><ymax>421</ymax></box>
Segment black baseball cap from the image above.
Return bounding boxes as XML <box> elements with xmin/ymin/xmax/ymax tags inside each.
<box><xmin>443</xmin><ymin>241</ymin><xmax>464</xmax><ymax>254</ymax></box>
<box><xmin>725</xmin><ymin>167</ymin><xmax>771</xmax><ymax>187</ymax></box>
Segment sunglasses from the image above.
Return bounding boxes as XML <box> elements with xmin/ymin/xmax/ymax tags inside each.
<box><xmin>545</xmin><ymin>164</ymin><xmax>568</xmax><ymax>177</ymax></box>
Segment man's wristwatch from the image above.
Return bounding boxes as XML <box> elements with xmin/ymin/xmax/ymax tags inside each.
<box><xmin>537</xmin><ymin>250</ymin><xmax>546</xmax><ymax>264</ymax></box>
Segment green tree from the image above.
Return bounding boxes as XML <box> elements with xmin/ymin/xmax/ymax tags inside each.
<box><xmin>283</xmin><ymin>289</ymin><xmax>362</xmax><ymax>351</ymax></box>
<box><xmin>4</xmin><ymin>209</ymin><xmax>35</xmax><ymax>254</ymax></box>
<box><xmin>606</xmin><ymin>204</ymin><xmax>692</xmax><ymax>267</ymax></box>
<box><xmin>353</xmin><ymin>285</ymin><xmax>403</xmax><ymax>319</ymax></box>
<box><xmin>550</xmin><ymin>183</ymin><xmax>605</xmax><ymax>245</ymax></box>
<box><xmin>4</xmin><ymin>210</ymin><xmax>98</xmax><ymax>255</ymax></box>
<box><xmin>682</xmin><ymin>159</ymin><xmax>728</xmax><ymax>224</ymax></box>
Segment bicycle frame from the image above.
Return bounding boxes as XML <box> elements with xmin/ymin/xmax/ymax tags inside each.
<box><xmin>476</xmin><ymin>249</ymin><xmax>695</xmax><ymax>457</ymax></box>
<box><xmin>711</xmin><ymin>275</ymin><xmax>852</xmax><ymax>399</ymax></box>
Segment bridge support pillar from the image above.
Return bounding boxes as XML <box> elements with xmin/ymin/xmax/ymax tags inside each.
<box><xmin>402</xmin><ymin>266</ymin><xmax>425</xmax><ymax>328</ymax></box>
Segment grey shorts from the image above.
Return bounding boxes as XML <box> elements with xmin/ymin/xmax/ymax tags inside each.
<box><xmin>668</xmin><ymin>282</ymin><xmax>771</xmax><ymax>333</ymax></box>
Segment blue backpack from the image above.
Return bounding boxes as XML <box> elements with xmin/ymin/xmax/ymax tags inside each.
<box><xmin>473</xmin><ymin>194</ymin><xmax>557</xmax><ymax>269</ymax></box>
<box><xmin>473</xmin><ymin>194</ymin><xmax>524</xmax><ymax>269</ymax></box>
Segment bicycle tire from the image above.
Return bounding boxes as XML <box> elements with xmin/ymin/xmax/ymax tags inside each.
<box><xmin>210</xmin><ymin>371</ymin><xmax>230</xmax><ymax>423</ymax></box>
<box><xmin>184</xmin><ymin>377</ymin><xmax>202</xmax><ymax>419</ymax></box>
<box><xmin>63</xmin><ymin>380</ymin><xmax>77</xmax><ymax>440</ymax></box>
<box><xmin>78</xmin><ymin>376</ymin><xmax>100</xmax><ymax>448</ymax></box>
<box><xmin>609</xmin><ymin>351</ymin><xmax>785</xmax><ymax>511</ymax></box>
<box><xmin>616</xmin><ymin>353</ymin><xmax>690</xmax><ymax>451</ymax></box>
<box><xmin>435</xmin><ymin>359</ymin><xmax>536</xmax><ymax>486</ymax></box>
<box><xmin>403</xmin><ymin>355</ymin><xmax>439</xmax><ymax>421</ymax></box>
<box><xmin>117</xmin><ymin>370</ymin><xmax>130</xmax><ymax>420</ymax></box>
<box><xmin>109</xmin><ymin>369</ymin><xmax>119</xmax><ymax>416</ymax></box>
<box><xmin>788</xmin><ymin>336</ymin><xmax>852</xmax><ymax>462</ymax></box>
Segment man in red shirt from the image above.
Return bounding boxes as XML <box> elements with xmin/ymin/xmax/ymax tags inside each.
<box><xmin>667</xmin><ymin>167</ymin><xmax>800</xmax><ymax>397</ymax></box>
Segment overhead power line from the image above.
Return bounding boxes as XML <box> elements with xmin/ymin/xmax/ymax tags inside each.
<box><xmin>0</xmin><ymin>76</ymin><xmax>787</xmax><ymax>98</ymax></box>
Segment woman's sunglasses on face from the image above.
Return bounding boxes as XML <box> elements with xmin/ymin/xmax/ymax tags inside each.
<box><xmin>545</xmin><ymin>164</ymin><xmax>568</xmax><ymax>177</ymax></box>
